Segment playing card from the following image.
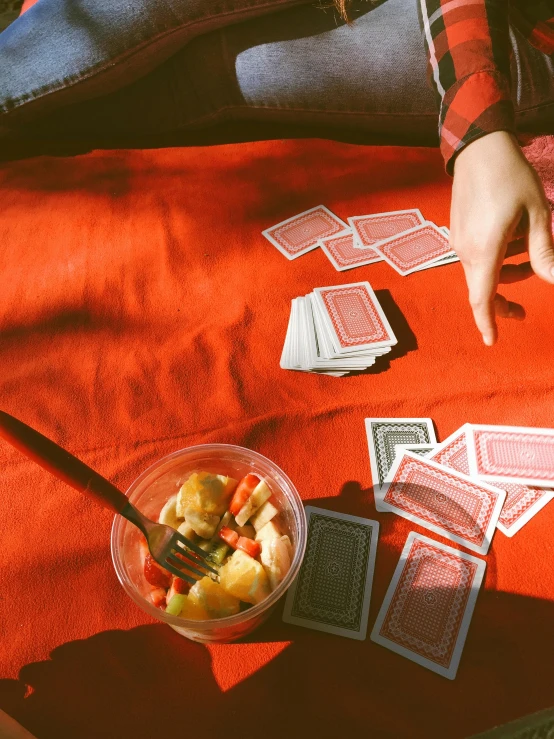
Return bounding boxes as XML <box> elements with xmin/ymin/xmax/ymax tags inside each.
<box><xmin>428</xmin><ymin>425</ymin><xmax>553</xmax><ymax>537</ymax></box>
<box><xmin>313</xmin><ymin>282</ymin><xmax>397</xmax><ymax>355</ymax></box>
<box><xmin>282</xmin><ymin>506</ymin><xmax>379</xmax><ymax>639</ymax></box>
<box><xmin>262</xmin><ymin>205</ymin><xmax>349</xmax><ymax>260</ymax></box>
<box><xmin>379</xmin><ymin>451</ymin><xmax>505</xmax><ymax>554</ymax></box>
<box><xmin>319</xmin><ymin>231</ymin><xmax>382</xmax><ymax>271</ymax></box>
<box><xmin>365</xmin><ymin>418</ymin><xmax>437</xmax><ymax>491</ymax></box>
<box><xmin>467</xmin><ymin>424</ymin><xmax>554</xmax><ymax>487</ymax></box>
<box><xmin>373</xmin><ymin>222</ymin><xmax>454</xmax><ymax>275</ymax></box>
<box><xmin>393</xmin><ymin>443</ymin><xmax>437</xmax><ymax>459</ymax></box>
<box><xmin>348</xmin><ymin>209</ymin><xmax>425</xmax><ymax>249</ymax></box>
<box><xmin>468</xmin><ymin>706</ymin><xmax>554</xmax><ymax>738</ymax></box>
<box><xmin>371</xmin><ymin>532</ymin><xmax>486</xmax><ymax>680</ymax></box>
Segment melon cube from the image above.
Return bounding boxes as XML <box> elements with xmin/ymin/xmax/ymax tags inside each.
<box><xmin>255</xmin><ymin>520</ymin><xmax>282</xmax><ymax>542</ymax></box>
<box><xmin>219</xmin><ymin>550</ymin><xmax>271</xmax><ymax>605</ymax></box>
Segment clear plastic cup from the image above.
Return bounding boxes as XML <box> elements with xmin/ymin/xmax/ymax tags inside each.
<box><xmin>111</xmin><ymin>443</ymin><xmax>306</xmax><ymax>643</ymax></box>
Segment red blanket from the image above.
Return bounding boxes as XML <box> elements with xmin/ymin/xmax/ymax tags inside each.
<box><xmin>1</xmin><ymin>139</ymin><xmax>553</xmax><ymax>739</ymax></box>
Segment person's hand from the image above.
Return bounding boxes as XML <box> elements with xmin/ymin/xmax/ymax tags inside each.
<box><xmin>451</xmin><ymin>130</ymin><xmax>554</xmax><ymax>345</ymax></box>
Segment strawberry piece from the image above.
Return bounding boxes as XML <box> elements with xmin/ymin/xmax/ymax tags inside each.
<box><xmin>144</xmin><ymin>553</ymin><xmax>172</xmax><ymax>588</ymax></box>
<box><xmin>219</xmin><ymin>526</ymin><xmax>239</xmax><ymax>548</ymax></box>
<box><xmin>171</xmin><ymin>574</ymin><xmax>191</xmax><ymax>595</ymax></box>
<box><xmin>236</xmin><ymin>537</ymin><xmax>261</xmax><ymax>559</ymax></box>
<box><xmin>149</xmin><ymin>587</ymin><xmax>167</xmax><ymax>609</ymax></box>
<box><xmin>229</xmin><ymin>473</ymin><xmax>259</xmax><ymax>516</ymax></box>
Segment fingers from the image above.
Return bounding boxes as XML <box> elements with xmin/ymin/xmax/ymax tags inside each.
<box><xmin>465</xmin><ymin>259</ymin><xmax>501</xmax><ymax>346</ymax></box>
<box><xmin>498</xmin><ymin>262</ymin><xmax>534</xmax><ymax>284</ymax></box>
<box><xmin>528</xmin><ymin>207</ymin><xmax>554</xmax><ymax>283</ymax></box>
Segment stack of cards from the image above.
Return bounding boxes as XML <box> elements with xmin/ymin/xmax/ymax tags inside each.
<box><xmin>280</xmin><ymin>282</ymin><xmax>398</xmax><ymax>376</ymax></box>
<box><xmin>262</xmin><ymin>205</ymin><xmax>459</xmax><ymax>275</ymax></box>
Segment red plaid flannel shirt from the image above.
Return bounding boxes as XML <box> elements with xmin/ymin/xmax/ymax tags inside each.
<box><xmin>421</xmin><ymin>0</ymin><xmax>554</xmax><ymax>173</ymax></box>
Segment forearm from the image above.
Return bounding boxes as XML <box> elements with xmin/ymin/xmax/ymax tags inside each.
<box><xmin>420</xmin><ymin>0</ymin><xmax>515</xmax><ymax>173</ymax></box>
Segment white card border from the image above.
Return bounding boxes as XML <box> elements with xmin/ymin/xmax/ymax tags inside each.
<box><xmin>262</xmin><ymin>205</ymin><xmax>349</xmax><ymax>260</ymax></box>
<box><xmin>377</xmin><ymin>451</ymin><xmax>506</xmax><ymax>555</ymax></box>
<box><xmin>372</xmin><ymin>222</ymin><xmax>453</xmax><ymax>276</ymax></box>
<box><xmin>466</xmin><ymin>424</ymin><xmax>554</xmax><ymax>488</ymax></box>
<box><xmin>365</xmin><ymin>418</ymin><xmax>437</xmax><ymax>492</ymax></box>
<box><xmin>313</xmin><ymin>281</ymin><xmax>397</xmax><ymax>354</ymax></box>
<box><xmin>347</xmin><ymin>209</ymin><xmax>425</xmax><ymax>250</ymax></box>
<box><xmin>370</xmin><ymin>531</ymin><xmax>486</xmax><ymax>680</ymax></box>
<box><xmin>282</xmin><ymin>505</ymin><xmax>379</xmax><ymax>640</ymax></box>
<box><xmin>318</xmin><ymin>231</ymin><xmax>382</xmax><ymax>272</ymax></box>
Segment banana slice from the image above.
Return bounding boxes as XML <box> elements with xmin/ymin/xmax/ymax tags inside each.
<box><xmin>184</xmin><ymin>506</ymin><xmax>220</xmax><ymax>539</ymax></box>
<box><xmin>260</xmin><ymin>536</ymin><xmax>291</xmax><ymax>591</ymax></box>
<box><xmin>158</xmin><ymin>494</ymin><xmax>183</xmax><ymax>530</ymax></box>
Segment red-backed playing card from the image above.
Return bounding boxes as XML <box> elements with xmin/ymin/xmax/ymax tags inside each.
<box><xmin>430</xmin><ymin>425</ymin><xmax>554</xmax><ymax>537</ymax></box>
<box><xmin>378</xmin><ymin>451</ymin><xmax>505</xmax><ymax>554</ymax></box>
<box><xmin>319</xmin><ymin>232</ymin><xmax>381</xmax><ymax>271</ymax></box>
<box><xmin>348</xmin><ymin>209</ymin><xmax>424</xmax><ymax>249</ymax></box>
<box><xmin>313</xmin><ymin>282</ymin><xmax>397</xmax><ymax>354</ymax></box>
<box><xmin>262</xmin><ymin>205</ymin><xmax>348</xmax><ymax>260</ymax></box>
<box><xmin>467</xmin><ymin>425</ymin><xmax>554</xmax><ymax>487</ymax></box>
<box><xmin>371</xmin><ymin>532</ymin><xmax>486</xmax><ymax>680</ymax></box>
<box><xmin>373</xmin><ymin>222</ymin><xmax>453</xmax><ymax>275</ymax></box>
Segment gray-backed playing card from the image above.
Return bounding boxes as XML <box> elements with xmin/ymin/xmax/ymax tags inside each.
<box><xmin>365</xmin><ymin>418</ymin><xmax>437</xmax><ymax>491</ymax></box>
<box><xmin>282</xmin><ymin>506</ymin><xmax>379</xmax><ymax>640</ymax></box>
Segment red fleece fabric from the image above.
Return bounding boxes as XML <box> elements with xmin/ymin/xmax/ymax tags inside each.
<box><xmin>0</xmin><ymin>139</ymin><xmax>553</xmax><ymax>739</ymax></box>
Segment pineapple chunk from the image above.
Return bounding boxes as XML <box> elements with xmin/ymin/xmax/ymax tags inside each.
<box><xmin>250</xmin><ymin>500</ymin><xmax>278</xmax><ymax>532</ymax></box>
<box><xmin>184</xmin><ymin>506</ymin><xmax>220</xmax><ymax>539</ymax></box>
<box><xmin>255</xmin><ymin>520</ymin><xmax>282</xmax><ymax>542</ymax></box>
<box><xmin>176</xmin><ymin>472</ymin><xmax>237</xmax><ymax>517</ymax></box>
<box><xmin>189</xmin><ymin>577</ymin><xmax>241</xmax><ymax>618</ymax></box>
<box><xmin>174</xmin><ymin>592</ymin><xmax>211</xmax><ymax>620</ymax></box>
<box><xmin>158</xmin><ymin>494</ymin><xmax>183</xmax><ymax>530</ymax></box>
<box><xmin>235</xmin><ymin>480</ymin><xmax>272</xmax><ymax>527</ymax></box>
<box><xmin>260</xmin><ymin>537</ymin><xmax>291</xmax><ymax>591</ymax></box>
<box><xmin>219</xmin><ymin>550</ymin><xmax>271</xmax><ymax>605</ymax></box>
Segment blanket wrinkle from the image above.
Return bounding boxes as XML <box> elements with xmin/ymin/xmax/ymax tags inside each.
<box><xmin>1</xmin><ymin>138</ymin><xmax>554</xmax><ymax>739</ymax></box>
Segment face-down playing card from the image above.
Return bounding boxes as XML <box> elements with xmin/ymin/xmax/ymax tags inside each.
<box><xmin>372</xmin><ymin>222</ymin><xmax>454</xmax><ymax>275</ymax></box>
<box><xmin>313</xmin><ymin>282</ymin><xmax>397</xmax><ymax>355</ymax></box>
<box><xmin>379</xmin><ymin>451</ymin><xmax>505</xmax><ymax>555</ymax></box>
<box><xmin>262</xmin><ymin>205</ymin><xmax>349</xmax><ymax>260</ymax></box>
<box><xmin>348</xmin><ymin>209</ymin><xmax>425</xmax><ymax>249</ymax></box>
<box><xmin>282</xmin><ymin>506</ymin><xmax>379</xmax><ymax>640</ymax></box>
<box><xmin>431</xmin><ymin>425</ymin><xmax>554</xmax><ymax>537</ymax></box>
<box><xmin>371</xmin><ymin>532</ymin><xmax>486</xmax><ymax>680</ymax></box>
<box><xmin>365</xmin><ymin>418</ymin><xmax>437</xmax><ymax>491</ymax></box>
<box><xmin>319</xmin><ymin>231</ymin><xmax>382</xmax><ymax>271</ymax></box>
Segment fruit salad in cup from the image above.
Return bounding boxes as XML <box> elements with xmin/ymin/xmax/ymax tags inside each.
<box><xmin>140</xmin><ymin>471</ymin><xmax>294</xmax><ymax>620</ymax></box>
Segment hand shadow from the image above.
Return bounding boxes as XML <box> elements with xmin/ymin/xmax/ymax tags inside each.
<box><xmin>1</xmin><ymin>481</ymin><xmax>552</xmax><ymax>739</ymax></box>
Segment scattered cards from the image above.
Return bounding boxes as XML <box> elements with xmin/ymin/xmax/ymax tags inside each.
<box><xmin>262</xmin><ymin>205</ymin><xmax>348</xmax><ymax>260</ymax></box>
<box><xmin>280</xmin><ymin>282</ymin><xmax>397</xmax><ymax>376</ymax></box>
<box><xmin>365</xmin><ymin>418</ymin><xmax>437</xmax><ymax>491</ymax></box>
<box><xmin>378</xmin><ymin>450</ymin><xmax>505</xmax><ymax>555</ymax></box>
<box><xmin>370</xmin><ymin>532</ymin><xmax>486</xmax><ymax>680</ymax></box>
<box><xmin>282</xmin><ymin>506</ymin><xmax>379</xmax><ymax>640</ymax></box>
<box><xmin>263</xmin><ymin>206</ymin><xmax>459</xmax><ymax>274</ymax></box>
<box><xmin>428</xmin><ymin>425</ymin><xmax>554</xmax><ymax>538</ymax></box>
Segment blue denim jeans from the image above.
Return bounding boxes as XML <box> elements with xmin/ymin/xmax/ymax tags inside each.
<box><xmin>0</xmin><ymin>0</ymin><xmax>553</xmax><ymax>142</ymax></box>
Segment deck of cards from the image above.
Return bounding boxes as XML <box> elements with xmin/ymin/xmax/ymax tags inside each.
<box><xmin>280</xmin><ymin>282</ymin><xmax>397</xmax><ymax>376</ymax></box>
<box><xmin>282</xmin><ymin>419</ymin><xmax>553</xmax><ymax>682</ymax></box>
<box><xmin>262</xmin><ymin>205</ymin><xmax>459</xmax><ymax>275</ymax></box>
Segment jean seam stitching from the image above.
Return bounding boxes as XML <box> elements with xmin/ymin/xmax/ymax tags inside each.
<box><xmin>0</xmin><ymin>0</ymin><xmax>301</xmax><ymax>114</ymax></box>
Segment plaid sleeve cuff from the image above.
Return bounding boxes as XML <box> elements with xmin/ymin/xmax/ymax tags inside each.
<box><xmin>440</xmin><ymin>70</ymin><xmax>516</xmax><ymax>175</ymax></box>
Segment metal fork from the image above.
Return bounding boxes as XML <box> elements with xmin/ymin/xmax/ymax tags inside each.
<box><xmin>0</xmin><ymin>411</ymin><xmax>218</xmax><ymax>585</ymax></box>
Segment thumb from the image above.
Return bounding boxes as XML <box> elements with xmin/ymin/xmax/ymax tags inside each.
<box><xmin>528</xmin><ymin>207</ymin><xmax>554</xmax><ymax>283</ymax></box>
